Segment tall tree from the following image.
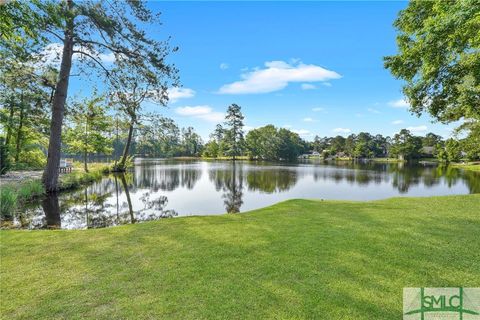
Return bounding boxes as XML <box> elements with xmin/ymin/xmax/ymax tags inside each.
<box><xmin>2</xmin><ymin>1</ymin><xmax>178</xmax><ymax>191</ymax></box>
<box><xmin>389</xmin><ymin>129</ymin><xmax>422</xmax><ymax>160</ymax></box>
<box><xmin>181</xmin><ymin>127</ymin><xmax>203</xmax><ymax>156</ymax></box>
<box><xmin>224</xmin><ymin>104</ymin><xmax>245</xmax><ymax>161</ymax></box>
<box><xmin>384</xmin><ymin>0</ymin><xmax>480</xmax><ymax>123</ymax></box>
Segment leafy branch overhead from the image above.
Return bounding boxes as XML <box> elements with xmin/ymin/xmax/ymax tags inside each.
<box><xmin>384</xmin><ymin>0</ymin><xmax>480</xmax><ymax>123</ymax></box>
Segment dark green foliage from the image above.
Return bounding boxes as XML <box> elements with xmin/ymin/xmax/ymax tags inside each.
<box><xmin>223</xmin><ymin>104</ymin><xmax>245</xmax><ymax>160</ymax></box>
<box><xmin>245</xmin><ymin>125</ymin><xmax>306</xmax><ymax>161</ymax></box>
<box><xmin>384</xmin><ymin>0</ymin><xmax>480</xmax><ymax>123</ymax></box>
<box><xmin>389</xmin><ymin>129</ymin><xmax>422</xmax><ymax>160</ymax></box>
<box><xmin>0</xmin><ymin>137</ymin><xmax>10</xmax><ymax>175</ymax></box>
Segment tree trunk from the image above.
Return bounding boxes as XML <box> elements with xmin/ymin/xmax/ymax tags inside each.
<box><xmin>42</xmin><ymin>2</ymin><xmax>74</xmax><ymax>192</ymax></box>
<box><xmin>5</xmin><ymin>98</ymin><xmax>15</xmax><ymax>146</ymax></box>
<box><xmin>14</xmin><ymin>98</ymin><xmax>24</xmax><ymax>163</ymax></box>
<box><xmin>119</xmin><ymin>119</ymin><xmax>134</xmax><ymax>169</ymax></box>
<box><xmin>84</xmin><ymin>150</ymin><xmax>88</xmax><ymax>173</ymax></box>
<box><xmin>84</xmin><ymin>118</ymin><xmax>88</xmax><ymax>172</ymax></box>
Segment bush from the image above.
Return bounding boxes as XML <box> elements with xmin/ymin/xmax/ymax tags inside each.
<box><xmin>0</xmin><ymin>187</ymin><xmax>17</xmax><ymax>218</ymax></box>
<box><xmin>17</xmin><ymin>180</ymin><xmax>45</xmax><ymax>200</ymax></box>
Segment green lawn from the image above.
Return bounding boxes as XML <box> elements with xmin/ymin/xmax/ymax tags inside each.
<box><xmin>1</xmin><ymin>195</ymin><xmax>479</xmax><ymax>319</ymax></box>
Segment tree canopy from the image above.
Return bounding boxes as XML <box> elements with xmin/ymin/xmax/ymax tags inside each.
<box><xmin>384</xmin><ymin>0</ymin><xmax>480</xmax><ymax>123</ymax></box>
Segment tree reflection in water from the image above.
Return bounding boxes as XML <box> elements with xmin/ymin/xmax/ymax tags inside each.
<box><xmin>134</xmin><ymin>160</ymin><xmax>202</xmax><ymax>191</ymax></box>
<box><xmin>41</xmin><ymin>193</ymin><xmax>61</xmax><ymax>229</ymax></box>
<box><xmin>309</xmin><ymin>161</ymin><xmax>480</xmax><ymax>194</ymax></box>
<box><xmin>247</xmin><ymin>168</ymin><xmax>297</xmax><ymax>193</ymax></box>
<box><xmin>209</xmin><ymin>162</ymin><xmax>244</xmax><ymax>213</ymax></box>
<box><xmin>6</xmin><ymin>160</ymin><xmax>479</xmax><ymax>229</ymax></box>
<box><xmin>11</xmin><ymin>172</ymin><xmax>177</xmax><ymax>229</ymax></box>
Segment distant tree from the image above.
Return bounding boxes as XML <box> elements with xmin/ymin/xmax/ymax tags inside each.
<box><xmin>389</xmin><ymin>129</ymin><xmax>422</xmax><ymax>160</ymax></box>
<box><xmin>312</xmin><ymin>135</ymin><xmax>328</xmax><ymax>153</ymax></box>
<box><xmin>344</xmin><ymin>134</ymin><xmax>356</xmax><ymax>157</ymax></box>
<box><xmin>277</xmin><ymin>128</ymin><xmax>306</xmax><ymax>161</ymax></box>
<box><xmin>181</xmin><ymin>127</ymin><xmax>203</xmax><ymax>156</ymax></box>
<box><xmin>64</xmin><ymin>95</ymin><xmax>113</xmax><ymax>172</ymax></box>
<box><xmin>372</xmin><ymin>134</ymin><xmax>389</xmax><ymax>157</ymax></box>
<box><xmin>202</xmin><ymin>141</ymin><xmax>220</xmax><ymax>158</ymax></box>
<box><xmin>136</xmin><ymin>115</ymin><xmax>182</xmax><ymax>157</ymax></box>
<box><xmin>244</xmin><ymin>125</ymin><xmax>305</xmax><ymax>161</ymax></box>
<box><xmin>245</xmin><ymin>125</ymin><xmax>278</xmax><ymax>160</ymax></box>
<box><xmin>444</xmin><ymin>139</ymin><xmax>462</xmax><ymax>163</ymax></box>
<box><xmin>330</xmin><ymin>136</ymin><xmax>346</xmax><ymax>156</ymax></box>
<box><xmin>224</xmin><ymin>104</ymin><xmax>245</xmax><ymax>160</ymax></box>
<box><xmin>422</xmin><ymin>133</ymin><xmax>443</xmax><ymax>147</ymax></box>
<box><xmin>384</xmin><ymin>1</ymin><xmax>480</xmax><ymax>124</ymax></box>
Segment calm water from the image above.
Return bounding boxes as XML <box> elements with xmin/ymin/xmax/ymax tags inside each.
<box><xmin>5</xmin><ymin>159</ymin><xmax>480</xmax><ymax>229</ymax></box>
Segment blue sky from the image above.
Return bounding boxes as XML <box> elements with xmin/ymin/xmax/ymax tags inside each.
<box><xmin>74</xmin><ymin>1</ymin><xmax>457</xmax><ymax>140</ymax></box>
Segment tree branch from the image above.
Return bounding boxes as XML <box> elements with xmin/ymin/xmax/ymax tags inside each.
<box><xmin>45</xmin><ymin>28</ymin><xmax>64</xmax><ymax>42</ymax></box>
<box><xmin>72</xmin><ymin>50</ymin><xmax>110</xmax><ymax>77</ymax></box>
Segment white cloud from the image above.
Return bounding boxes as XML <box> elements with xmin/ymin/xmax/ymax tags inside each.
<box><xmin>406</xmin><ymin>125</ymin><xmax>428</xmax><ymax>133</ymax></box>
<box><xmin>333</xmin><ymin>128</ymin><xmax>351</xmax><ymax>134</ymax></box>
<box><xmin>322</xmin><ymin>82</ymin><xmax>332</xmax><ymax>87</ymax></box>
<box><xmin>389</xmin><ymin>98</ymin><xmax>409</xmax><ymax>108</ymax></box>
<box><xmin>175</xmin><ymin>105</ymin><xmax>224</xmax><ymax>123</ymax></box>
<box><xmin>301</xmin><ymin>83</ymin><xmax>316</xmax><ymax>90</ymax></box>
<box><xmin>38</xmin><ymin>43</ymin><xmax>116</xmax><ymax>67</ymax></box>
<box><xmin>220</xmin><ymin>63</ymin><xmax>229</xmax><ymax>70</ymax></box>
<box><xmin>367</xmin><ymin>108</ymin><xmax>380</xmax><ymax>114</ymax></box>
<box><xmin>312</xmin><ymin>107</ymin><xmax>326</xmax><ymax>113</ymax></box>
<box><xmin>218</xmin><ymin>60</ymin><xmax>341</xmax><ymax>94</ymax></box>
<box><xmin>392</xmin><ymin>120</ymin><xmax>404</xmax><ymax>125</ymax></box>
<box><xmin>167</xmin><ymin>87</ymin><xmax>196</xmax><ymax>103</ymax></box>
<box><xmin>303</xmin><ymin>117</ymin><xmax>315</xmax><ymax>122</ymax></box>
<box><xmin>293</xmin><ymin>129</ymin><xmax>312</xmax><ymax>137</ymax></box>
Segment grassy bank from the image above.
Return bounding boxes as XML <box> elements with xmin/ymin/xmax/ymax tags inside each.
<box><xmin>370</xmin><ymin>157</ymin><xmax>405</xmax><ymax>163</ymax></box>
<box><xmin>1</xmin><ymin>195</ymin><xmax>479</xmax><ymax>319</ymax></box>
<box><xmin>450</xmin><ymin>162</ymin><xmax>480</xmax><ymax>172</ymax></box>
<box><xmin>0</xmin><ymin>163</ymin><xmax>111</xmax><ymax>218</ymax></box>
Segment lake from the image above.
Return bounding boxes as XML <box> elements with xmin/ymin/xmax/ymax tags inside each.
<box><xmin>5</xmin><ymin>159</ymin><xmax>479</xmax><ymax>229</ymax></box>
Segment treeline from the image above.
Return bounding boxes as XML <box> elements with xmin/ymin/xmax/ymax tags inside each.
<box><xmin>201</xmin><ymin>105</ymin><xmax>480</xmax><ymax>162</ymax></box>
<box><xmin>0</xmin><ymin>93</ymin><xmax>205</xmax><ymax>173</ymax></box>
<box><xmin>309</xmin><ymin>130</ymin><xmax>480</xmax><ymax>162</ymax></box>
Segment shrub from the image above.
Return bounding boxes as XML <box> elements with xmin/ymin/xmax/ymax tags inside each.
<box><xmin>17</xmin><ymin>180</ymin><xmax>45</xmax><ymax>200</ymax></box>
<box><xmin>0</xmin><ymin>187</ymin><xmax>17</xmax><ymax>218</ymax></box>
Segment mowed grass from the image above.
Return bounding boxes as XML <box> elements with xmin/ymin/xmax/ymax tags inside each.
<box><xmin>1</xmin><ymin>195</ymin><xmax>479</xmax><ymax>319</ymax></box>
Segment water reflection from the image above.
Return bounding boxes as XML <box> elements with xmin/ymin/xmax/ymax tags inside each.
<box><xmin>42</xmin><ymin>193</ymin><xmax>61</xmax><ymax>229</ymax></box>
<box><xmin>209</xmin><ymin>162</ymin><xmax>244</xmax><ymax>213</ymax></box>
<box><xmin>3</xmin><ymin>159</ymin><xmax>478</xmax><ymax>229</ymax></box>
